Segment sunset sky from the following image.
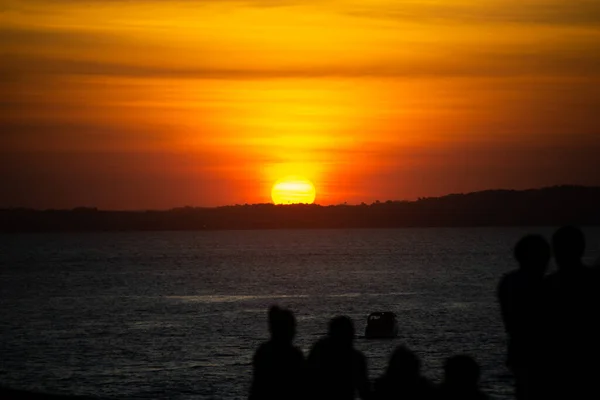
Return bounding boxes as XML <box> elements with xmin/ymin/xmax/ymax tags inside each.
<box><xmin>1</xmin><ymin>0</ymin><xmax>599</xmax><ymax>209</ymax></box>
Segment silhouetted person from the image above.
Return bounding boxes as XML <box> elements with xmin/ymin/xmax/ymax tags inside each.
<box><xmin>373</xmin><ymin>346</ymin><xmax>434</xmax><ymax>400</ymax></box>
<box><xmin>249</xmin><ymin>306</ymin><xmax>305</xmax><ymax>400</ymax></box>
<box><xmin>436</xmin><ymin>355</ymin><xmax>488</xmax><ymax>400</ymax></box>
<box><xmin>497</xmin><ymin>235</ymin><xmax>550</xmax><ymax>399</ymax></box>
<box><xmin>540</xmin><ymin>226</ymin><xmax>600</xmax><ymax>399</ymax></box>
<box><xmin>308</xmin><ymin>316</ymin><xmax>370</xmax><ymax>400</ymax></box>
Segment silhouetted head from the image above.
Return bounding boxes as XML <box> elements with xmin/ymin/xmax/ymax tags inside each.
<box><xmin>328</xmin><ymin>316</ymin><xmax>355</xmax><ymax>347</ymax></box>
<box><xmin>514</xmin><ymin>234</ymin><xmax>551</xmax><ymax>277</ymax></box>
<box><xmin>443</xmin><ymin>355</ymin><xmax>480</xmax><ymax>389</ymax></box>
<box><xmin>386</xmin><ymin>346</ymin><xmax>420</xmax><ymax>379</ymax></box>
<box><xmin>268</xmin><ymin>305</ymin><xmax>296</xmax><ymax>343</ymax></box>
<box><xmin>552</xmin><ymin>226</ymin><xmax>585</xmax><ymax>270</ymax></box>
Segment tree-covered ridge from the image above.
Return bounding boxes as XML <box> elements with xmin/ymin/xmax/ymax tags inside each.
<box><xmin>2</xmin><ymin>186</ymin><xmax>599</xmax><ymax>232</ymax></box>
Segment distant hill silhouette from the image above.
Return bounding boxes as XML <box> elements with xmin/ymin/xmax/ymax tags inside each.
<box><xmin>1</xmin><ymin>186</ymin><xmax>599</xmax><ymax>232</ymax></box>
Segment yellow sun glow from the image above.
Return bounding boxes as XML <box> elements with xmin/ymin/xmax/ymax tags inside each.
<box><xmin>271</xmin><ymin>177</ymin><xmax>316</xmax><ymax>205</ymax></box>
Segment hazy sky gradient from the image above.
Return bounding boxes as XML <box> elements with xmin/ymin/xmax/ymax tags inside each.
<box><xmin>2</xmin><ymin>0</ymin><xmax>599</xmax><ymax>208</ymax></box>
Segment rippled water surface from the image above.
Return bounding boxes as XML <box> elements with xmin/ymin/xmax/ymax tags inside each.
<box><xmin>1</xmin><ymin>228</ymin><xmax>599</xmax><ymax>399</ymax></box>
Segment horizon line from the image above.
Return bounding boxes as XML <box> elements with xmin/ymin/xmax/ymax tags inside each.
<box><xmin>1</xmin><ymin>184</ymin><xmax>594</xmax><ymax>213</ymax></box>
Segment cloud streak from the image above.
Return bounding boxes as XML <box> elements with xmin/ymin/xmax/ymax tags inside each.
<box><xmin>3</xmin><ymin>49</ymin><xmax>599</xmax><ymax>81</ymax></box>
<box><xmin>345</xmin><ymin>0</ymin><xmax>600</xmax><ymax>27</ymax></box>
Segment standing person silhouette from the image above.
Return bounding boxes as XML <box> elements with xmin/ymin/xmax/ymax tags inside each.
<box><xmin>372</xmin><ymin>345</ymin><xmax>434</xmax><ymax>400</ymax></box>
<box><xmin>541</xmin><ymin>226</ymin><xmax>599</xmax><ymax>399</ymax></box>
<box><xmin>249</xmin><ymin>306</ymin><xmax>306</xmax><ymax>400</ymax></box>
<box><xmin>308</xmin><ymin>316</ymin><xmax>371</xmax><ymax>400</ymax></box>
<box><xmin>497</xmin><ymin>235</ymin><xmax>550</xmax><ymax>399</ymax></box>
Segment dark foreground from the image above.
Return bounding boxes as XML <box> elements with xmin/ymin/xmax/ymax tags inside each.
<box><xmin>2</xmin><ymin>226</ymin><xmax>599</xmax><ymax>399</ymax></box>
<box><xmin>0</xmin><ymin>387</ymin><xmax>94</xmax><ymax>399</ymax></box>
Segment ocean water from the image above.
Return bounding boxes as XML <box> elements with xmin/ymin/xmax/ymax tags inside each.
<box><xmin>1</xmin><ymin>228</ymin><xmax>599</xmax><ymax>399</ymax></box>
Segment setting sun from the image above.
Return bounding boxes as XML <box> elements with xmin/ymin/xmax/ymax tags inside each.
<box><xmin>271</xmin><ymin>177</ymin><xmax>316</xmax><ymax>205</ymax></box>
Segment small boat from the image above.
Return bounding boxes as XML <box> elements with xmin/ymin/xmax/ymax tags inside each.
<box><xmin>364</xmin><ymin>312</ymin><xmax>399</xmax><ymax>339</ymax></box>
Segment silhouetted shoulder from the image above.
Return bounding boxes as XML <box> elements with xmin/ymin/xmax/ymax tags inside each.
<box><xmin>307</xmin><ymin>337</ymin><xmax>366</xmax><ymax>369</ymax></box>
<box><xmin>543</xmin><ymin>266</ymin><xmax>597</xmax><ymax>296</ymax></box>
<box><xmin>250</xmin><ymin>341</ymin><xmax>306</xmax><ymax>400</ymax></box>
<box><xmin>438</xmin><ymin>355</ymin><xmax>488</xmax><ymax>400</ymax></box>
<box><xmin>374</xmin><ymin>376</ymin><xmax>435</xmax><ymax>400</ymax></box>
<box><xmin>419</xmin><ymin>377</ymin><xmax>436</xmax><ymax>393</ymax></box>
<box><xmin>497</xmin><ymin>270</ymin><xmax>519</xmax><ymax>300</ymax></box>
<box><xmin>352</xmin><ymin>347</ymin><xmax>367</xmax><ymax>365</ymax></box>
<box><xmin>435</xmin><ymin>384</ymin><xmax>489</xmax><ymax>400</ymax></box>
<box><xmin>254</xmin><ymin>341</ymin><xmax>304</xmax><ymax>361</ymax></box>
<box><xmin>307</xmin><ymin>337</ymin><xmax>328</xmax><ymax>362</ymax></box>
<box><xmin>253</xmin><ymin>341</ymin><xmax>305</xmax><ymax>378</ymax></box>
<box><xmin>310</xmin><ymin>337</ymin><xmax>328</xmax><ymax>352</ymax></box>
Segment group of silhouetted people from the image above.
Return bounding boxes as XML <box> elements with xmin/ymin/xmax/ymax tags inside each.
<box><xmin>250</xmin><ymin>225</ymin><xmax>598</xmax><ymax>400</ymax></box>
<box><xmin>498</xmin><ymin>226</ymin><xmax>600</xmax><ymax>399</ymax></box>
<box><xmin>249</xmin><ymin>306</ymin><xmax>488</xmax><ymax>400</ymax></box>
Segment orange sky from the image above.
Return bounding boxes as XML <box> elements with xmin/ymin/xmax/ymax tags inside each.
<box><xmin>1</xmin><ymin>0</ymin><xmax>600</xmax><ymax>209</ymax></box>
